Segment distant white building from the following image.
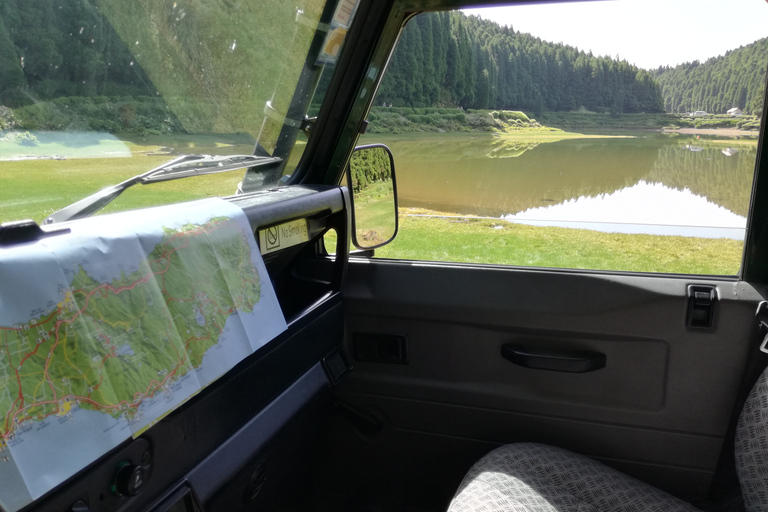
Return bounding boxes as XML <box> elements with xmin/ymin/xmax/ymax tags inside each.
<box><xmin>727</xmin><ymin>107</ymin><xmax>743</xmax><ymax>116</ymax></box>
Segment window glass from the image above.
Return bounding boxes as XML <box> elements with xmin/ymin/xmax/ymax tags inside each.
<box><xmin>0</xmin><ymin>0</ymin><xmax>354</xmax><ymax>225</ymax></box>
<box><xmin>364</xmin><ymin>1</ymin><xmax>766</xmax><ymax>275</ymax></box>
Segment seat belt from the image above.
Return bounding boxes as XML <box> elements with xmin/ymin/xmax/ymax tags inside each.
<box><xmin>706</xmin><ymin>301</ymin><xmax>768</xmax><ymax>506</ymax></box>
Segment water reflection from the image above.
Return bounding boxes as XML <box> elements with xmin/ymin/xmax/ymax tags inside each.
<box><xmin>487</xmin><ymin>139</ymin><xmax>541</xmax><ymax>158</ymax></box>
<box><xmin>366</xmin><ymin>132</ymin><xmax>756</xmax><ymax>239</ymax></box>
<box><xmin>387</xmin><ymin>135</ymin><xmax>660</xmax><ymax>216</ymax></box>
<box><xmin>375</xmin><ymin>132</ymin><xmax>756</xmax><ymax>238</ymax></box>
<box><xmin>502</xmin><ymin>180</ymin><xmax>746</xmax><ymax>240</ymax></box>
<box><xmin>647</xmin><ymin>142</ymin><xmax>753</xmax><ymax>216</ymax></box>
<box><xmin>0</xmin><ymin>131</ymin><xmax>131</xmax><ymax>160</ymax></box>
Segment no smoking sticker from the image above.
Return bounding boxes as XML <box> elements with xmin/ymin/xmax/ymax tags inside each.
<box><xmin>259</xmin><ymin>219</ymin><xmax>309</xmax><ymax>255</ymax></box>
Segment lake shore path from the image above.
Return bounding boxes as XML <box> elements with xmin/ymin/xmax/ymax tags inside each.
<box><xmin>662</xmin><ymin>127</ymin><xmax>759</xmax><ymax>136</ymax></box>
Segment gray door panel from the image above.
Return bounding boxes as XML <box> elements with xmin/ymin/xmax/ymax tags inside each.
<box><xmin>332</xmin><ymin>259</ymin><xmax>764</xmax><ymax>502</ymax></box>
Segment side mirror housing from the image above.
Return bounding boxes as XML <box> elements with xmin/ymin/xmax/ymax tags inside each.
<box><xmin>347</xmin><ymin>144</ymin><xmax>398</xmax><ymax>250</ymax></box>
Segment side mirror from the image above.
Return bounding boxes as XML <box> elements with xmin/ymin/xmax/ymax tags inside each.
<box><xmin>347</xmin><ymin>144</ymin><xmax>398</xmax><ymax>250</ymax></box>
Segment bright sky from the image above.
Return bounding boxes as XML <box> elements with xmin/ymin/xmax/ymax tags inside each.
<box><xmin>464</xmin><ymin>0</ymin><xmax>768</xmax><ymax>70</ymax></box>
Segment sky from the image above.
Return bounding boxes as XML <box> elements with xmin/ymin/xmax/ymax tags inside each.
<box><xmin>463</xmin><ymin>0</ymin><xmax>768</xmax><ymax>70</ymax></box>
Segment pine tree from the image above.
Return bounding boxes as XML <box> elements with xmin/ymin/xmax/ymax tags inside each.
<box><xmin>0</xmin><ymin>16</ymin><xmax>27</xmax><ymax>106</ymax></box>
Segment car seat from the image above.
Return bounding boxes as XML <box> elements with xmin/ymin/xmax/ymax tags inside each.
<box><xmin>447</xmin><ymin>366</ymin><xmax>768</xmax><ymax>511</ymax></box>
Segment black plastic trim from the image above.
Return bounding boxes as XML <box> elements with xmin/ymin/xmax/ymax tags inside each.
<box><xmin>230</xmin><ymin>185</ymin><xmax>345</xmax><ymax>230</ymax></box>
<box><xmin>186</xmin><ymin>362</ymin><xmax>330</xmax><ymax>502</ymax></box>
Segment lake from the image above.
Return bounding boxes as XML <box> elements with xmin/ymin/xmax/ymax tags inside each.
<box><xmin>362</xmin><ymin>131</ymin><xmax>757</xmax><ymax>241</ymax></box>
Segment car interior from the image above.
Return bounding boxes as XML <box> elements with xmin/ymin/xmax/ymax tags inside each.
<box><xmin>2</xmin><ymin>0</ymin><xmax>768</xmax><ymax>512</ymax></box>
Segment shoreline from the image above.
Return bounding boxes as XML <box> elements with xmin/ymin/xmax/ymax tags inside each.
<box><xmin>368</xmin><ymin>125</ymin><xmax>760</xmax><ymax>138</ymax></box>
<box><xmin>661</xmin><ymin>127</ymin><xmax>759</xmax><ymax>137</ymax></box>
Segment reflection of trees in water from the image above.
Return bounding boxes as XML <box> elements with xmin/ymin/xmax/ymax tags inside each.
<box><xmin>389</xmin><ymin>135</ymin><xmax>754</xmax><ymax>218</ymax></box>
<box><xmin>387</xmin><ymin>135</ymin><xmax>585</xmax><ymax>160</ymax></box>
<box><xmin>392</xmin><ymin>137</ymin><xmax>660</xmax><ymax>216</ymax></box>
<box><xmin>647</xmin><ymin>145</ymin><xmax>755</xmax><ymax>217</ymax></box>
<box><xmin>487</xmin><ymin>139</ymin><xmax>541</xmax><ymax>159</ymax></box>
<box><xmin>387</xmin><ymin>137</ymin><xmax>537</xmax><ymax>161</ymax></box>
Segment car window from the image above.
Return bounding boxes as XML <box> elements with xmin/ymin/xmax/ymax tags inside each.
<box><xmin>361</xmin><ymin>2</ymin><xmax>765</xmax><ymax>275</ymax></box>
<box><xmin>0</xmin><ymin>0</ymin><xmax>356</xmax><ymax>225</ymax></box>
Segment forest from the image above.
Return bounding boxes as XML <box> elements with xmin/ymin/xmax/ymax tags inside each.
<box><xmin>653</xmin><ymin>39</ymin><xmax>768</xmax><ymax>116</ymax></box>
<box><xmin>376</xmin><ymin>12</ymin><xmax>664</xmax><ymax>114</ymax></box>
<box><xmin>0</xmin><ymin>2</ymin><xmax>765</xmax><ymax>131</ymax></box>
<box><xmin>0</xmin><ymin>0</ymin><xmax>311</xmax><ymax>136</ymax></box>
<box><xmin>377</xmin><ymin>11</ymin><xmax>767</xmax><ymax>117</ymax></box>
<box><xmin>0</xmin><ymin>0</ymin><xmax>157</xmax><ymax>107</ymax></box>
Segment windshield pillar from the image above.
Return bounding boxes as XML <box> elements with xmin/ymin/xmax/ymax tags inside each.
<box><xmin>243</xmin><ymin>2</ymin><xmax>339</xmax><ymax>192</ymax></box>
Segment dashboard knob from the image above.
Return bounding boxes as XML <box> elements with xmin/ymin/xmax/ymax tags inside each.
<box><xmin>112</xmin><ymin>461</ymin><xmax>146</xmax><ymax>497</ymax></box>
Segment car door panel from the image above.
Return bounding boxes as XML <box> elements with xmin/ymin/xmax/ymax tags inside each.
<box><xmin>322</xmin><ymin>259</ymin><xmax>763</xmax><ymax>506</ymax></box>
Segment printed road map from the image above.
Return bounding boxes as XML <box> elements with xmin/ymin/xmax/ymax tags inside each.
<box><xmin>0</xmin><ymin>198</ymin><xmax>286</xmax><ymax>511</ymax></box>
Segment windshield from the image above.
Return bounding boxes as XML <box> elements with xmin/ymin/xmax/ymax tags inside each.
<box><xmin>0</xmin><ymin>0</ymin><xmax>356</xmax><ymax>224</ymax></box>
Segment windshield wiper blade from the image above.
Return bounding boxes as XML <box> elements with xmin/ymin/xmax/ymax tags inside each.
<box><xmin>43</xmin><ymin>154</ymin><xmax>282</xmax><ymax>225</ymax></box>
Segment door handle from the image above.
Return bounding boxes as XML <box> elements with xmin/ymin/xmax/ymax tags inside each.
<box><xmin>501</xmin><ymin>344</ymin><xmax>606</xmax><ymax>373</ymax></box>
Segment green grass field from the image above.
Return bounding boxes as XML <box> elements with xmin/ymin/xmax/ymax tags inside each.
<box><xmin>1</xmin><ymin>150</ymin><xmax>248</xmax><ymax>224</ymax></box>
<box><xmin>1</xmin><ymin>156</ymin><xmax>247</xmax><ymax>223</ymax></box>
<box><xmin>331</xmin><ymin>177</ymin><xmax>743</xmax><ymax>275</ymax></box>
<box><xmin>353</xmin><ymin>207</ymin><xmax>743</xmax><ymax>275</ymax></box>
<box><xmin>0</xmin><ymin>132</ymin><xmax>310</xmax><ymax>224</ymax></box>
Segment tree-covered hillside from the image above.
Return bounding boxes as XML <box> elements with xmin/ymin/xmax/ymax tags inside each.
<box><xmin>653</xmin><ymin>39</ymin><xmax>768</xmax><ymax>116</ymax></box>
<box><xmin>1</xmin><ymin>2</ymin><xmax>765</xmax><ymax>126</ymax></box>
<box><xmin>0</xmin><ymin>0</ymin><xmax>316</xmax><ymax>136</ymax></box>
<box><xmin>376</xmin><ymin>12</ymin><xmax>664</xmax><ymax>114</ymax></box>
<box><xmin>0</xmin><ymin>0</ymin><xmax>157</xmax><ymax>107</ymax></box>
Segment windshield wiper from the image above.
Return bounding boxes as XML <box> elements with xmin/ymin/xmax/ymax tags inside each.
<box><xmin>43</xmin><ymin>154</ymin><xmax>282</xmax><ymax>225</ymax></box>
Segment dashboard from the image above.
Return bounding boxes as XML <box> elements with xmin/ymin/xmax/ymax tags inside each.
<box><xmin>11</xmin><ymin>185</ymin><xmax>351</xmax><ymax>512</ymax></box>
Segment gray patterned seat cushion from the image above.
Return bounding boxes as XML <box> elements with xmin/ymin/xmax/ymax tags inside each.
<box><xmin>735</xmin><ymin>365</ymin><xmax>768</xmax><ymax>512</ymax></box>
<box><xmin>447</xmin><ymin>443</ymin><xmax>699</xmax><ymax>512</ymax></box>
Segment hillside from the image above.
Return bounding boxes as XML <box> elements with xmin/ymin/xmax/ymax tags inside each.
<box><xmin>377</xmin><ymin>12</ymin><xmax>768</xmax><ymax>121</ymax></box>
<box><xmin>0</xmin><ymin>0</ymin><xmax>314</xmax><ymax>136</ymax></box>
<box><xmin>0</xmin><ymin>0</ymin><xmax>157</xmax><ymax>107</ymax></box>
<box><xmin>1</xmin><ymin>3</ymin><xmax>765</xmax><ymax>128</ymax></box>
<box><xmin>653</xmin><ymin>38</ymin><xmax>768</xmax><ymax>116</ymax></box>
<box><xmin>376</xmin><ymin>11</ymin><xmax>664</xmax><ymax>114</ymax></box>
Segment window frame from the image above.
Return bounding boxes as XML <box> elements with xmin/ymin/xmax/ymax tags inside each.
<box><xmin>319</xmin><ymin>0</ymin><xmax>768</xmax><ymax>281</ymax></box>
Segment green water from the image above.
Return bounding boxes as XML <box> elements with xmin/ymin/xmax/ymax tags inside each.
<box><xmin>360</xmin><ymin>132</ymin><xmax>757</xmax><ymax>222</ymax></box>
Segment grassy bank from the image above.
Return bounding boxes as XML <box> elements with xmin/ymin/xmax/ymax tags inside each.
<box><xmin>539</xmin><ymin>111</ymin><xmax>761</xmax><ymax>131</ymax></box>
<box><xmin>368</xmin><ymin>107</ymin><xmax>558</xmax><ymax>134</ymax></box>
<box><xmin>367</xmin><ymin>107</ymin><xmax>761</xmax><ymax>134</ymax></box>
<box><xmin>370</xmin><ymin>207</ymin><xmax>742</xmax><ymax>275</ymax></box>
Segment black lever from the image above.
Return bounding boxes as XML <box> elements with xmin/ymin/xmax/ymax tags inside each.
<box><xmin>687</xmin><ymin>285</ymin><xmax>717</xmax><ymax>329</ymax></box>
<box><xmin>756</xmin><ymin>301</ymin><xmax>768</xmax><ymax>354</ymax></box>
<box><xmin>502</xmin><ymin>344</ymin><xmax>606</xmax><ymax>373</ymax></box>
<box><xmin>756</xmin><ymin>301</ymin><xmax>768</xmax><ymax>329</ymax></box>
